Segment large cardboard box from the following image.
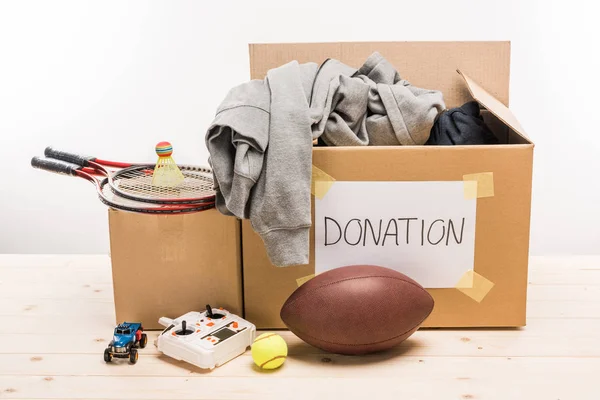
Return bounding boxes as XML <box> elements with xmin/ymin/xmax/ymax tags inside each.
<box><xmin>108</xmin><ymin>209</ymin><xmax>243</xmax><ymax>330</ymax></box>
<box><xmin>243</xmin><ymin>41</ymin><xmax>534</xmax><ymax>329</ymax></box>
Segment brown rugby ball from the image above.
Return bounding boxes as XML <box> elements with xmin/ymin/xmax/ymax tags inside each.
<box><xmin>280</xmin><ymin>265</ymin><xmax>434</xmax><ymax>355</ymax></box>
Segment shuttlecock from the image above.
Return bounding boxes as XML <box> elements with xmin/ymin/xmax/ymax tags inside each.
<box><xmin>152</xmin><ymin>141</ymin><xmax>185</xmax><ymax>187</ymax></box>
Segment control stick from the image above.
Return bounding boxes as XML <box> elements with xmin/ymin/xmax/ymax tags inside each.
<box><xmin>206</xmin><ymin>304</ymin><xmax>224</xmax><ymax>319</ymax></box>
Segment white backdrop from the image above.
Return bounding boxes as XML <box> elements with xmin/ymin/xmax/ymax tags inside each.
<box><xmin>1</xmin><ymin>0</ymin><xmax>598</xmax><ymax>255</ymax></box>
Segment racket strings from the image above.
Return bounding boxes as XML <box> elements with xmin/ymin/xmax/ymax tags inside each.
<box><xmin>112</xmin><ymin>167</ymin><xmax>216</xmax><ymax>200</ymax></box>
<box><xmin>101</xmin><ymin>183</ymin><xmax>161</xmax><ymax>208</ymax></box>
<box><xmin>100</xmin><ymin>182</ymin><xmax>213</xmax><ymax>212</ymax></box>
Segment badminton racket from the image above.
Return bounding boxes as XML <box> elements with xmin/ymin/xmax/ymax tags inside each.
<box><xmin>44</xmin><ymin>146</ymin><xmax>215</xmax><ymax>205</ymax></box>
<box><xmin>31</xmin><ymin>157</ymin><xmax>214</xmax><ymax>214</ymax></box>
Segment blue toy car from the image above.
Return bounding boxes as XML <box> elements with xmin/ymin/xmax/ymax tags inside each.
<box><xmin>103</xmin><ymin>322</ymin><xmax>147</xmax><ymax>364</ymax></box>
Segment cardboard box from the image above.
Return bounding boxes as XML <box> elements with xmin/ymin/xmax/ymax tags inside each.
<box><xmin>242</xmin><ymin>41</ymin><xmax>534</xmax><ymax>329</ymax></box>
<box><xmin>108</xmin><ymin>208</ymin><xmax>243</xmax><ymax>330</ymax></box>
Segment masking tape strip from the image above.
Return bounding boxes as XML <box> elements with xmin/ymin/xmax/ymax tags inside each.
<box><xmin>296</xmin><ymin>274</ymin><xmax>315</xmax><ymax>287</ymax></box>
<box><xmin>311</xmin><ymin>165</ymin><xmax>336</xmax><ymax>199</ymax></box>
<box><xmin>463</xmin><ymin>172</ymin><xmax>494</xmax><ymax>199</ymax></box>
<box><xmin>455</xmin><ymin>270</ymin><xmax>495</xmax><ymax>303</ymax></box>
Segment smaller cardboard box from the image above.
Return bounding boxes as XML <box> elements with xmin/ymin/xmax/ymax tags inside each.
<box><xmin>242</xmin><ymin>41</ymin><xmax>534</xmax><ymax>329</ymax></box>
<box><xmin>108</xmin><ymin>209</ymin><xmax>242</xmax><ymax>330</ymax></box>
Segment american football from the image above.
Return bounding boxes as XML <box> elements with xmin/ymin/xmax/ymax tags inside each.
<box><xmin>280</xmin><ymin>265</ymin><xmax>434</xmax><ymax>355</ymax></box>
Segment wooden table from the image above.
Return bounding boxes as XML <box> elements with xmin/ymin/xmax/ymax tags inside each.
<box><xmin>0</xmin><ymin>255</ymin><xmax>598</xmax><ymax>399</ymax></box>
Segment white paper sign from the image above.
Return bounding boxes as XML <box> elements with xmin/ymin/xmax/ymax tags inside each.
<box><xmin>315</xmin><ymin>181</ymin><xmax>477</xmax><ymax>288</ymax></box>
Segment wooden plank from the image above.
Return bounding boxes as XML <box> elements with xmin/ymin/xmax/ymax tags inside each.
<box><xmin>0</xmin><ymin>254</ymin><xmax>110</xmax><ymax>269</ymax></box>
<box><xmin>0</xmin><ymin>365</ymin><xmax>597</xmax><ymax>400</ymax></box>
<box><xmin>0</xmin><ymin>333</ymin><xmax>125</xmax><ymax>354</ymax></box>
<box><xmin>0</xmin><ymin>255</ymin><xmax>598</xmax><ymax>399</ymax></box>
<box><xmin>0</xmin><ymin>283</ymin><xmax>114</xmax><ymax>300</ymax></box>
<box><xmin>2</xmin><ymin>319</ymin><xmax>600</xmax><ymax>357</ymax></box>
<box><xmin>1</xmin><ymin>352</ymin><xmax>599</xmax><ymax>379</ymax></box>
<box><xmin>528</xmin><ymin>270</ymin><xmax>600</xmax><ymax>286</ymax></box>
<box><xmin>0</xmin><ymin>267</ymin><xmax>111</xmax><ymax>285</ymax></box>
<box><xmin>527</xmin><ymin>284</ymin><xmax>600</xmax><ymax>301</ymax></box>
<box><xmin>0</xmin><ymin>316</ymin><xmax>115</xmax><ymax>335</ymax></box>
<box><xmin>527</xmin><ymin>299</ymin><xmax>600</xmax><ymax>319</ymax></box>
<box><xmin>2</xmin><ymin>299</ymin><xmax>597</xmax><ymax>335</ymax></box>
<box><xmin>14</xmin><ymin>279</ymin><xmax>599</xmax><ymax>302</ymax></box>
<box><xmin>0</xmin><ymin>298</ymin><xmax>114</xmax><ymax>316</ymax></box>
<box><xmin>1</xmin><ymin>257</ymin><xmax>598</xmax><ymax>302</ymax></box>
<box><xmin>2</xmin><ymin>295</ymin><xmax>598</xmax><ymax>319</ymax></box>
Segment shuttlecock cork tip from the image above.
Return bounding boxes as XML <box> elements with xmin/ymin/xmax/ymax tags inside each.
<box><xmin>156</xmin><ymin>141</ymin><xmax>173</xmax><ymax>157</ymax></box>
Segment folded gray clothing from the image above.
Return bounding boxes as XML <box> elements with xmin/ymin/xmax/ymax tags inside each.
<box><xmin>206</xmin><ymin>53</ymin><xmax>445</xmax><ymax>267</ymax></box>
<box><xmin>312</xmin><ymin>52</ymin><xmax>446</xmax><ymax>146</ymax></box>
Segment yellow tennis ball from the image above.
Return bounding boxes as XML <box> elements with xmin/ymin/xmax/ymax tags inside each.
<box><xmin>251</xmin><ymin>333</ymin><xmax>288</xmax><ymax>370</ymax></box>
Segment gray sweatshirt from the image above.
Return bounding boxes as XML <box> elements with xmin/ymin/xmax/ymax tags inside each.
<box><xmin>206</xmin><ymin>53</ymin><xmax>444</xmax><ymax>267</ymax></box>
<box><xmin>207</xmin><ymin>61</ymin><xmax>318</xmax><ymax>267</ymax></box>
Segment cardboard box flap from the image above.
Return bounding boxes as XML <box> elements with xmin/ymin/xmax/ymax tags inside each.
<box><xmin>457</xmin><ymin>69</ymin><xmax>530</xmax><ymax>143</ymax></box>
<box><xmin>250</xmin><ymin>42</ymin><xmax>511</xmax><ymax>109</ymax></box>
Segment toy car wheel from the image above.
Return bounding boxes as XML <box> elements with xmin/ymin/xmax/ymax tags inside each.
<box><xmin>140</xmin><ymin>333</ymin><xmax>148</xmax><ymax>349</ymax></box>
<box><xmin>129</xmin><ymin>348</ymin><xmax>138</xmax><ymax>364</ymax></box>
<box><xmin>104</xmin><ymin>348</ymin><xmax>112</xmax><ymax>363</ymax></box>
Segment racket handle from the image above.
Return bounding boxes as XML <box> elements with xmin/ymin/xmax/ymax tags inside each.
<box><xmin>44</xmin><ymin>146</ymin><xmax>94</xmax><ymax>167</ymax></box>
<box><xmin>31</xmin><ymin>156</ymin><xmax>80</xmax><ymax>176</ymax></box>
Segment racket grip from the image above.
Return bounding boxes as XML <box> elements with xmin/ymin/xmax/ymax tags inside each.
<box><xmin>44</xmin><ymin>146</ymin><xmax>93</xmax><ymax>167</ymax></box>
<box><xmin>31</xmin><ymin>156</ymin><xmax>80</xmax><ymax>176</ymax></box>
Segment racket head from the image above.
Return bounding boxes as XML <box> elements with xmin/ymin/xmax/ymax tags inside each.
<box><xmin>32</xmin><ymin>156</ymin><xmax>214</xmax><ymax>214</ymax></box>
<box><xmin>108</xmin><ymin>164</ymin><xmax>216</xmax><ymax>204</ymax></box>
<box><xmin>99</xmin><ymin>179</ymin><xmax>214</xmax><ymax>214</ymax></box>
